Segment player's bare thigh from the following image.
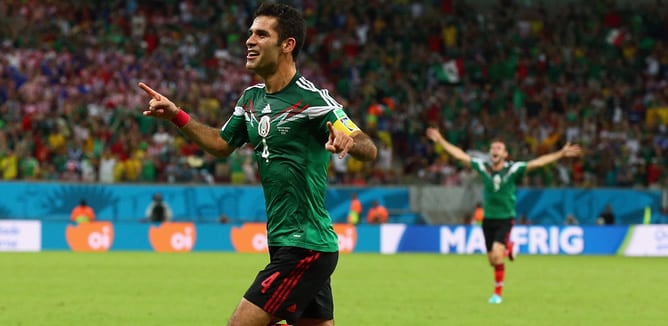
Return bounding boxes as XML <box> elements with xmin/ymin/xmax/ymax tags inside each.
<box><xmin>295</xmin><ymin>318</ymin><xmax>334</xmax><ymax>326</ymax></box>
<box><xmin>228</xmin><ymin>297</ymin><xmax>280</xmax><ymax>326</ymax></box>
<box><xmin>487</xmin><ymin>242</ymin><xmax>506</xmax><ymax>265</ymax></box>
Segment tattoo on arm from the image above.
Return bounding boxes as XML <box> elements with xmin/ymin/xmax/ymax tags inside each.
<box><xmin>349</xmin><ymin>132</ymin><xmax>378</xmax><ymax>161</ymax></box>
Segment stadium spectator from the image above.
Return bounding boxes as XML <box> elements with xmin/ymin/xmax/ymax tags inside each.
<box><xmin>564</xmin><ymin>214</ymin><xmax>579</xmax><ymax>225</ymax></box>
<box><xmin>2</xmin><ymin>1</ymin><xmax>668</xmax><ymax>188</ymax></box>
<box><xmin>144</xmin><ymin>193</ymin><xmax>172</xmax><ymax>223</ymax></box>
<box><xmin>366</xmin><ymin>200</ymin><xmax>389</xmax><ymax>224</ymax></box>
<box><xmin>347</xmin><ymin>192</ymin><xmax>362</xmax><ymax>225</ymax></box>
<box><xmin>70</xmin><ymin>199</ymin><xmax>95</xmax><ymax>224</ymax></box>
<box><xmin>98</xmin><ymin>149</ymin><xmax>117</xmax><ymax>183</ymax></box>
<box><xmin>330</xmin><ymin>153</ymin><xmax>348</xmax><ymax>184</ymax></box>
<box><xmin>518</xmin><ymin>213</ymin><xmax>531</xmax><ymax>225</ymax></box>
<box><xmin>471</xmin><ymin>202</ymin><xmax>484</xmax><ymax>225</ymax></box>
<box><xmin>218</xmin><ymin>214</ymin><xmax>229</xmax><ymax>224</ymax></box>
<box><xmin>597</xmin><ymin>204</ymin><xmax>616</xmax><ymax>225</ymax></box>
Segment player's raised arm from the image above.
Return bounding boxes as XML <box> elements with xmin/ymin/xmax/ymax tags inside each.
<box><xmin>526</xmin><ymin>142</ymin><xmax>582</xmax><ymax>172</ymax></box>
<box><xmin>325</xmin><ymin>121</ymin><xmax>377</xmax><ymax>161</ymax></box>
<box><xmin>138</xmin><ymin>82</ymin><xmax>235</xmax><ymax>158</ymax></box>
<box><xmin>425</xmin><ymin>127</ymin><xmax>472</xmax><ymax>167</ymax></box>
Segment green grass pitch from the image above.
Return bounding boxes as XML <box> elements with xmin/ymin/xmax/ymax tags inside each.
<box><xmin>1</xmin><ymin>252</ymin><xmax>666</xmax><ymax>325</ymax></box>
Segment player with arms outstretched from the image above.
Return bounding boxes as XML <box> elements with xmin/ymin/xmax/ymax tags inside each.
<box><xmin>138</xmin><ymin>3</ymin><xmax>377</xmax><ymax>325</ymax></box>
<box><xmin>426</xmin><ymin>128</ymin><xmax>581</xmax><ymax>304</ymax></box>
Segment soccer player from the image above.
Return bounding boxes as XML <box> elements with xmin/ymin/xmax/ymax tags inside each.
<box><xmin>425</xmin><ymin>128</ymin><xmax>582</xmax><ymax>304</ymax></box>
<box><xmin>138</xmin><ymin>3</ymin><xmax>377</xmax><ymax>326</ymax></box>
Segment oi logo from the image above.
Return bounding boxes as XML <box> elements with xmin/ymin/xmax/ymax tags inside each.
<box><xmin>66</xmin><ymin>222</ymin><xmax>114</xmax><ymax>252</ymax></box>
<box><xmin>149</xmin><ymin>222</ymin><xmax>197</xmax><ymax>252</ymax></box>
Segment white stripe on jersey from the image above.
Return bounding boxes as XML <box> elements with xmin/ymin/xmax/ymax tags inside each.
<box><xmin>297</xmin><ymin>77</ymin><xmax>335</xmax><ymax>107</ymax></box>
<box><xmin>321</xmin><ymin>88</ymin><xmax>341</xmax><ymax>108</ymax></box>
<box><xmin>296</xmin><ymin>77</ymin><xmax>342</xmax><ymax>109</ymax></box>
<box><xmin>276</xmin><ymin>113</ymin><xmax>307</xmax><ymax>126</ymax></box>
<box><xmin>303</xmin><ymin>106</ymin><xmax>335</xmax><ymax>118</ymax></box>
<box><xmin>243</xmin><ymin>83</ymin><xmax>265</xmax><ymax>92</ymax></box>
<box><xmin>471</xmin><ymin>158</ymin><xmax>491</xmax><ymax>177</ymax></box>
<box><xmin>296</xmin><ymin>77</ymin><xmax>332</xmax><ymax>105</ymax></box>
<box><xmin>275</xmin><ymin>106</ymin><xmax>333</xmax><ymax>125</ymax></box>
<box><xmin>233</xmin><ymin>106</ymin><xmax>244</xmax><ymax>116</ymax></box>
<box><xmin>220</xmin><ymin>116</ymin><xmax>233</xmax><ymax>132</ymax></box>
<box><xmin>505</xmin><ymin>162</ymin><xmax>527</xmax><ymax>178</ymax></box>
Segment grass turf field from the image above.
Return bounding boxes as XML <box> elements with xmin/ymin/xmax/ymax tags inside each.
<box><xmin>1</xmin><ymin>253</ymin><xmax>666</xmax><ymax>325</ymax></box>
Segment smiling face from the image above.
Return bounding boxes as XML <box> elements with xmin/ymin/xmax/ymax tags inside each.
<box><xmin>489</xmin><ymin>141</ymin><xmax>508</xmax><ymax>165</ymax></box>
<box><xmin>245</xmin><ymin>16</ymin><xmax>288</xmax><ymax>76</ymax></box>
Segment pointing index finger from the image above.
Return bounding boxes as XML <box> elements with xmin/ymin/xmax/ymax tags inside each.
<box><xmin>327</xmin><ymin>121</ymin><xmax>336</xmax><ymax>135</ymax></box>
<box><xmin>138</xmin><ymin>82</ymin><xmax>162</xmax><ymax>101</ymax></box>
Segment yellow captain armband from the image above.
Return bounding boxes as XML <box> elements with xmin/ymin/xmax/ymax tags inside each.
<box><xmin>332</xmin><ymin>108</ymin><xmax>360</xmax><ymax>135</ymax></box>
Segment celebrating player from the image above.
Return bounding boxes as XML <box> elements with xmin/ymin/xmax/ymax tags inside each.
<box><xmin>426</xmin><ymin>128</ymin><xmax>582</xmax><ymax>304</ymax></box>
<box><xmin>139</xmin><ymin>3</ymin><xmax>377</xmax><ymax>325</ymax></box>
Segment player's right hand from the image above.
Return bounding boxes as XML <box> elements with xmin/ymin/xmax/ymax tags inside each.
<box><xmin>325</xmin><ymin>121</ymin><xmax>354</xmax><ymax>159</ymax></box>
<box><xmin>138</xmin><ymin>82</ymin><xmax>179</xmax><ymax>120</ymax></box>
<box><xmin>425</xmin><ymin>127</ymin><xmax>443</xmax><ymax>142</ymax></box>
<box><xmin>561</xmin><ymin>142</ymin><xmax>583</xmax><ymax>158</ymax></box>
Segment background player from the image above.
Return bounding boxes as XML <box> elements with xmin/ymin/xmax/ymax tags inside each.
<box><xmin>426</xmin><ymin>127</ymin><xmax>582</xmax><ymax>304</ymax></box>
<box><xmin>138</xmin><ymin>3</ymin><xmax>377</xmax><ymax>325</ymax></box>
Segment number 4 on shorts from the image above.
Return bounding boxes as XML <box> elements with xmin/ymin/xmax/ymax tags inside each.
<box><xmin>261</xmin><ymin>272</ymin><xmax>280</xmax><ymax>294</ymax></box>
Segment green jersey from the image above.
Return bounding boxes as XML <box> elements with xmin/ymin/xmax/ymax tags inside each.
<box><xmin>220</xmin><ymin>73</ymin><xmax>359</xmax><ymax>252</ymax></box>
<box><xmin>470</xmin><ymin>158</ymin><xmax>527</xmax><ymax>219</ymax></box>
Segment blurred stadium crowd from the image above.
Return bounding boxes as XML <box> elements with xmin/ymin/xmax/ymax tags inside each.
<box><xmin>1</xmin><ymin>0</ymin><xmax>668</xmax><ymax>188</ymax></box>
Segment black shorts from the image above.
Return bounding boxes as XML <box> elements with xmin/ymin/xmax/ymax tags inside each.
<box><xmin>244</xmin><ymin>246</ymin><xmax>339</xmax><ymax>324</ymax></box>
<box><xmin>482</xmin><ymin>218</ymin><xmax>514</xmax><ymax>252</ymax></box>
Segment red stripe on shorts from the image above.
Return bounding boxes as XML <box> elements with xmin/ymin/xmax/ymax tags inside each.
<box><xmin>264</xmin><ymin>252</ymin><xmax>320</xmax><ymax>314</ymax></box>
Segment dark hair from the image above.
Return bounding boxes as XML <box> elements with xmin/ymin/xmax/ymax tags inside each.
<box><xmin>490</xmin><ymin>138</ymin><xmax>506</xmax><ymax>146</ymax></box>
<box><xmin>255</xmin><ymin>3</ymin><xmax>306</xmax><ymax>60</ymax></box>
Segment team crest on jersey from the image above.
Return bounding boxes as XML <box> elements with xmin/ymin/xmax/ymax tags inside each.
<box><xmin>493</xmin><ymin>174</ymin><xmax>502</xmax><ymax>192</ymax></box>
<box><xmin>258</xmin><ymin>115</ymin><xmax>271</xmax><ymax>137</ymax></box>
<box><xmin>261</xmin><ymin>104</ymin><xmax>271</xmax><ymax>114</ymax></box>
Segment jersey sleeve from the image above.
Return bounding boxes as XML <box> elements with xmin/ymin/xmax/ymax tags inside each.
<box><xmin>321</xmin><ymin>107</ymin><xmax>361</xmax><ymax>136</ymax></box>
<box><xmin>219</xmin><ymin>94</ymin><xmax>249</xmax><ymax>148</ymax></box>
<box><xmin>295</xmin><ymin>78</ymin><xmax>361</xmax><ymax>137</ymax></box>
<box><xmin>470</xmin><ymin>158</ymin><xmax>486</xmax><ymax>174</ymax></box>
<box><xmin>508</xmin><ymin>161</ymin><xmax>528</xmax><ymax>181</ymax></box>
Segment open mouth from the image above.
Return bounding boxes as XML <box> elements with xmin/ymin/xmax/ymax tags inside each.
<box><xmin>247</xmin><ymin>50</ymin><xmax>259</xmax><ymax>60</ymax></box>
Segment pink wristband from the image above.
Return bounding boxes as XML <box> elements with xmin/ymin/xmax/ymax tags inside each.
<box><xmin>171</xmin><ymin>109</ymin><xmax>191</xmax><ymax>128</ymax></box>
